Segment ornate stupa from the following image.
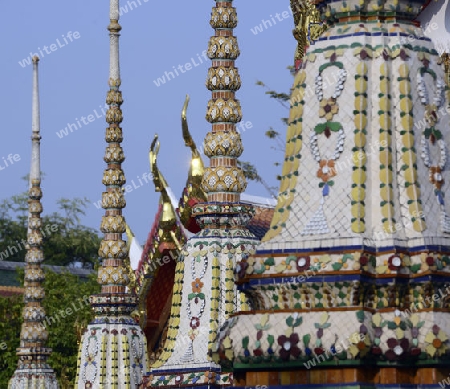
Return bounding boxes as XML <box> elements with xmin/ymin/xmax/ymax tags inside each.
<box><xmin>9</xmin><ymin>57</ymin><xmax>59</xmax><ymax>389</ymax></box>
<box><xmin>212</xmin><ymin>0</ymin><xmax>450</xmax><ymax>387</ymax></box>
<box><xmin>75</xmin><ymin>0</ymin><xmax>148</xmax><ymax>387</ymax></box>
<box><xmin>132</xmin><ymin>97</ymin><xmax>274</xmax><ymax>374</ymax></box>
<box><xmin>140</xmin><ymin>0</ymin><xmax>260</xmax><ymax>386</ymax></box>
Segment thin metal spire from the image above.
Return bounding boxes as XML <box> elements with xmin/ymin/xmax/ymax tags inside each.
<box><xmin>9</xmin><ymin>56</ymin><xmax>59</xmax><ymax>389</ymax></box>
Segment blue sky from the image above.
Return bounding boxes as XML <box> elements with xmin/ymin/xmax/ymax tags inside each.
<box><xmin>1</xmin><ymin>0</ymin><xmax>295</xmax><ymax>243</ymax></box>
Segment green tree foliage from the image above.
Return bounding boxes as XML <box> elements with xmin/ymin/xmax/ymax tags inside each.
<box><xmin>0</xmin><ymin>185</ymin><xmax>101</xmax><ymax>267</ymax></box>
<box><xmin>0</xmin><ymin>269</ymin><xmax>100</xmax><ymax>388</ymax></box>
<box><xmin>0</xmin><ymin>293</ymin><xmax>22</xmax><ymax>388</ymax></box>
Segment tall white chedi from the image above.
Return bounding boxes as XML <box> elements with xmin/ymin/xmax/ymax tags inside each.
<box><xmin>75</xmin><ymin>0</ymin><xmax>148</xmax><ymax>387</ymax></box>
<box><xmin>9</xmin><ymin>57</ymin><xmax>59</xmax><ymax>389</ymax></box>
<box><xmin>211</xmin><ymin>0</ymin><xmax>450</xmax><ymax>383</ymax></box>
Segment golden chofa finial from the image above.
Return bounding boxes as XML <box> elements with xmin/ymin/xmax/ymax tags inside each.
<box><xmin>181</xmin><ymin>95</ymin><xmax>204</xmax><ymax>178</ymax></box>
<box><xmin>149</xmin><ymin>135</ymin><xmax>175</xmax><ymax>225</ymax></box>
<box><xmin>182</xmin><ymin>95</ymin><xmax>198</xmax><ymax>154</ymax></box>
<box><xmin>149</xmin><ymin>134</ymin><xmax>168</xmax><ymax>192</ymax></box>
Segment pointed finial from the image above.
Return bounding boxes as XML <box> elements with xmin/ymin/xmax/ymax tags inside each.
<box><xmin>75</xmin><ymin>0</ymin><xmax>149</xmax><ymax>385</ymax></box>
<box><xmin>10</xmin><ymin>52</ymin><xmax>59</xmax><ymax>389</ymax></box>
<box><xmin>31</xmin><ymin>56</ymin><xmax>41</xmax><ymax>182</ymax></box>
<box><xmin>182</xmin><ymin>95</ymin><xmax>198</xmax><ymax>153</ymax></box>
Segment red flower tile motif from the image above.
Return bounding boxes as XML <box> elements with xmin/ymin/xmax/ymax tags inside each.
<box><xmin>277</xmin><ymin>333</ymin><xmax>301</xmax><ymax>361</ymax></box>
<box><xmin>190</xmin><ymin>317</ymin><xmax>200</xmax><ymax>329</ymax></box>
<box><xmin>360</xmin><ymin>255</ymin><xmax>369</xmax><ymax>266</ymax></box>
<box><xmin>385</xmin><ymin>337</ymin><xmax>409</xmax><ymax>360</ymax></box>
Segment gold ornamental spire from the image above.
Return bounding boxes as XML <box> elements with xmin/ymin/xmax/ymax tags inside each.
<box><xmin>202</xmin><ymin>0</ymin><xmax>247</xmax><ymax>203</ymax></box>
<box><xmin>96</xmin><ymin>0</ymin><xmax>129</xmax><ymax>302</ymax></box>
<box><xmin>75</xmin><ymin>0</ymin><xmax>148</xmax><ymax>387</ymax></box>
<box><xmin>9</xmin><ymin>56</ymin><xmax>59</xmax><ymax>389</ymax></box>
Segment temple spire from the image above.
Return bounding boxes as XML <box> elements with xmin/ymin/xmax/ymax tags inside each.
<box><xmin>202</xmin><ymin>0</ymin><xmax>247</xmax><ymax>203</ymax></box>
<box><xmin>143</xmin><ymin>1</ymin><xmax>259</xmax><ymax>387</ymax></box>
<box><xmin>9</xmin><ymin>56</ymin><xmax>59</xmax><ymax>389</ymax></box>
<box><xmin>75</xmin><ymin>0</ymin><xmax>148</xmax><ymax>387</ymax></box>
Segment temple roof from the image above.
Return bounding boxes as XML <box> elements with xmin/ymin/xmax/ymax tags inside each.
<box><xmin>0</xmin><ymin>285</ymin><xmax>24</xmax><ymax>297</ymax></box>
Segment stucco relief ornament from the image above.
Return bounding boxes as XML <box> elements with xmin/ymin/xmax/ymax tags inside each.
<box><xmin>302</xmin><ymin>67</ymin><xmax>347</xmax><ymax>235</ymax></box>
<box><xmin>82</xmin><ymin>331</ymin><xmax>100</xmax><ymax>384</ymax></box>
<box><xmin>181</xmin><ymin>251</ymin><xmax>208</xmax><ymax>362</ymax></box>
<box><xmin>417</xmin><ymin>69</ymin><xmax>449</xmax><ymax>232</ymax></box>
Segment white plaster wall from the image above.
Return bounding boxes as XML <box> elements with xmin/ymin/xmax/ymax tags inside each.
<box><xmin>418</xmin><ymin>0</ymin><xmax>450</xmax><ymax>51</ymax></box>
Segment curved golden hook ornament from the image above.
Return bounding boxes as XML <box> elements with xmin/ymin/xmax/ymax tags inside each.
<box><xmin>181</xmin><ymin>95</ymin><xmax>204</xmax><ymax>179</ymax></box>
<box><xmin>149</xmin><ymin>134</ymin><xmax>168</xmax><ymax>192</ymax></box>
<box><xmin>182</xmin><ymin>94</ymin><xmax>200</xmax><ymax>159</ymax></box>
<box><xmin>149</xmin><ymin>134</ymin><xmax>175</xmax><ymax>224</ymax></box>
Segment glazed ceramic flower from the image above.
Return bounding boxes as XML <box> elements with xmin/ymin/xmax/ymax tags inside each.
<box><xmin>175</xmin><ymin>374</ymin><xmax>184</xmax><ymax>385</ymax></box>
<box><xmin>190</xmin><ymin>317</ymin><xmax>200</xmax><ymax>329</ymax></box>
<box><xmin>360</xmin><ymin>255</ymin><xmax>369</xmax><ymax>266</ymax></box>
<box><xmin>429</xmin><ymin>166</ymin><xmax>444</xmax><ymax>190</ymax></box>
<box><xmin>296</xmin><ymin>256</ymin><xmax>310</xmax><ymax>272</ymax></box>
<box><xmin>385</xmin><ymin>338</ymin><xmax>409</xmax><ymax>360</ymax></box>
<box><xmin>353</xmin><ymin>44</ymin><xmax>373</xmax><ymax>59</ymax></box>
<box><xmin>235</xmin><ymin>259</ymin><xmax>249</xmax><ymax>279</ymax></box>
<box><xmin>319</xmin><ymin>98</ymin><xmax>339</xmax><ymax>121</ymax></box>
<box><xmin>203</xmin><ymin>371</ymin><xmax>217</xmax><ymax>384</ymax></box>
<box><xmin>388</xmin><ymin>254</ymin><xmax>402</xmax><ymax>270</ymax></box>
<box><xmin>418</xmin><ymin>51</ymin><xmax>431</xmax><ymax>66</ymax></box>
<box><xmin>424</xmin><ymin>325</ymin><xmax>448</xmax><ymax>357</ymax></box>
<box><xmin>425</xmin><ymin>104</ymin><xmax>438</xmax><ymax>127</ymax></box>
<box><xmin>317</xmin><ymin>160</ymin><xmax>337</xmax><ymax>182</ymax></box>
<box><xmin>278</xmin><ymin>333</ymin><xmax>301</xmax><ymax>361</ymax></box>
<box><xmin>324</xmin><ymin>46</ymin><xmax>345</xmax><ymax>61</ymax></box>
<box><xmin>191</xmin><ymin>278</ymin><xmax>204</xmax><ymax>293</ymax></box>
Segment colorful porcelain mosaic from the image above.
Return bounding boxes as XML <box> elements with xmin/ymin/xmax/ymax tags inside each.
<box><xmin>216</xmin><ymin>0</ymin><xmax>450</xmax><ymax>379</ymax></box>
<box><xmin>142</xmin><ymin>371</ymin><xmax>233</xmax><ymax>388</ymax></box>
<box><xmin>213</xmin><ymin>310</ymin><xmax>450</xmax><ymax>366</ymax></box>
<box><xmin>260</xmin><ymin>20</ymin><xmax>450</xmax><ymax>251</ymax></box>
